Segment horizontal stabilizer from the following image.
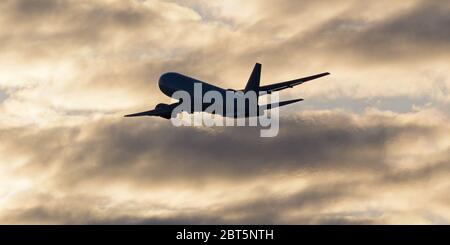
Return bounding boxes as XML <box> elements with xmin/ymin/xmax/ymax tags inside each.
<box><xmin>259</xmin><ymin>98</ymin><xmax>303</xmax><ymax>111</ymax></box>
<box><xmin>260</xmin><ymin>72</ymin><xmax>330</xmax><ymax>93</ymax></box>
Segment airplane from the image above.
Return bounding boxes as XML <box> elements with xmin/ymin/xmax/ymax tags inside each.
<box><xmin>124</xmin><ymin>63</ymin><xmax>330</xmax><ymax>119</ymax></box>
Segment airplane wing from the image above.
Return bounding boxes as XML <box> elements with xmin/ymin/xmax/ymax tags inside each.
<box><xmin>259</xmin><ymin>72</ymin><xmax>330</xmax><ymax>93</ymax></box>
<box><xmin>124</xmin><ymin>109</ymin><xmax>165</xmax><ymax>117</ymax></box>
<box><xmin>259</xmin><ymin>98</ymin><xmax>304</xmax><ymax>111</ymax></box>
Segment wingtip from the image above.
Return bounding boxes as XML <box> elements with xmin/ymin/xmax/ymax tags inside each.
<box><xmin>124</xmin><ymin>113</ymin><xmax>145</xmax><ymax>117</ymax></box>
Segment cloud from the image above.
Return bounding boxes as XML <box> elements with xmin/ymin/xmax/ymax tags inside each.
<box><xmin>299</xmin><ymin>0</ymin><xmax>450</xmax><ymax>63</ymax></box>
<box><xmin>0</xmin><ymin>111</ymin><xmax>399</xmax><ymax>187</ymax></box>
<box><xmin>1</xmin><ymin>109</ymin><xmax>449</xmax><ymax>224</ymax></box>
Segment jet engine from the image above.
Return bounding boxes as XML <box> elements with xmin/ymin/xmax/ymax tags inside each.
<box><xmin>155</xmin><ymin>103</ymin><xmax>170</xmax><ymax>111</ymax></box>
<box><xmin>155</xmin><ymin>103</ymin><xmax>173</xmax><ymax>119</ymax></box>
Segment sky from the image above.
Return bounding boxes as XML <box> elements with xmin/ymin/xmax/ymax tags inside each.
<box><xmin>0</xmin><ymin>0</ymin><xmax>449</xmax><ymax>224</ymax></box>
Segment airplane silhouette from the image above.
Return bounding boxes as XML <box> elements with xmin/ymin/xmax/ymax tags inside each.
<box><xmin>125</xmin><ymin>63</ymin><xmax>329</xmax><ymax>119</ymax></box>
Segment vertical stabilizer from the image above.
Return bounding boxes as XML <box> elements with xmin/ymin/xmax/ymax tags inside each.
<box><xmin>244</xmin><ymin>63</ymin><xmax>261</xmax><ymax>93</ymax></box>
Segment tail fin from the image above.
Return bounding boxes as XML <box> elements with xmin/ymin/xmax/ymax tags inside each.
<box><xmin>244</xmin><ymin>63</ymin><xmax>261</xmax><ymax>93</ymax></box>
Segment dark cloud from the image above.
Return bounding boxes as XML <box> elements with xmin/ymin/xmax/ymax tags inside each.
<box><xmin>381</xmin><ymin>157</ymin><xmax>450</xmax><ymax>185</ymax></box>
<box><xmin>8</xmin><ymin>0</ymin><xmax>68</xmax><ymax>19</ymax></box>
<box><xmin>1</xmin><ymin>110</ymin><xmax>449</xmax><ymax>224</ymax></box>
<box><xmin>1</xmin><ymin>112</ymin><xmax>444</xmax><ymax>188</ymax></box>
<box><xmin>247</xmin><ymin>0</ymin><xmax>450</xmax><ymax>68</ymax></box>
<box><xmin>1</xmin><ymin>113</ymin><xmax>392</xmax><ymax>187</ymax></box>
<box><xmin>306</xmin><ymin>1</ymin><xmax>450</xmax><ymax>61</ymax></box>
<box><xmin>3</xmin><ymin>0</ymin><xmax>153</xmax><ymax>29</ymax></box>
<box><xmin>0</xmin><ymin>177</ymin><xmax>384</xmax><ymax>224</ymax></box>
<box><xmin>0</xmin><ymin>0</ymin><xmax>160</xmax><ymax>61</ymax></box>
<box><xmin>212</xmin><ymin>181</ymin><xmax>365</xmax><ymax>224</ymax></box>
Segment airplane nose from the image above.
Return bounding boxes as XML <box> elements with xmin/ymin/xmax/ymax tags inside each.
<box><xmin>158</xmin><ymin>73</ymin><xmax>172</xmax><ymax>90</ymax></box>
<box><xmin>158</xmin><ymin>72</ymin><xmax>176</xmax><ymax>96</ymax></box>
<box><xmin>158</xmin><ymin>73</ymin><xmax>169</xmax><ymax>87</ymax></box>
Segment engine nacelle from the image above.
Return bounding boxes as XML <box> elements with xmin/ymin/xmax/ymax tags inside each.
<box><xmin>155</xmin><ymin>103</ymin><xmax>172</xmax><ymax>119</ymax></box>
<box><xmin>155</xmin><ymin>103</ymin><xmax>170</xmax><ymax>111</ymax></box>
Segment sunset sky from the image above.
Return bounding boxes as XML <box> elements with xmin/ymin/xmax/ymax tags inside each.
<box><xmin>0</xmin><ymin>0</ymin><xmax>449</xmax><ymax>224</ymax></box>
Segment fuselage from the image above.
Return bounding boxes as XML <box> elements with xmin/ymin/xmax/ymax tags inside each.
<box><xmin>158</xmin><ymin>72</ymin><xmax>258</xmax><ymax>117</ymax></box>
<box><xmin>159</xmin><ymin>72</ymin><xmax>227</xmax><ymax>98</ymax></box>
